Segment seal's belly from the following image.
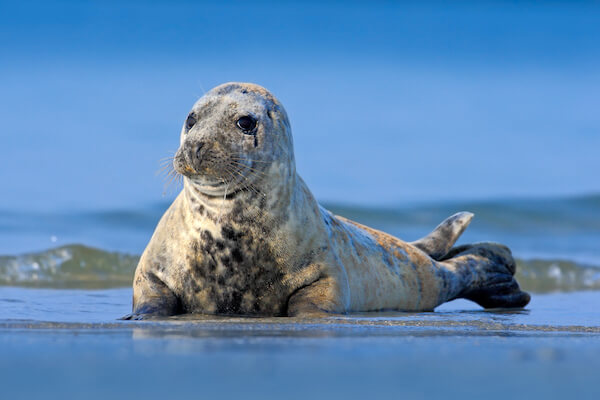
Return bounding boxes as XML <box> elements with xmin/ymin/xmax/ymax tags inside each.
<box><xmin>175</xmin><ymin>227</ymin><xmax>288</xmax><ymax>316</ymax></box>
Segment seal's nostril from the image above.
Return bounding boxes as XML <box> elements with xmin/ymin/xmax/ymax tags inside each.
<box><xmin>195</xmin><ymin>142</ymin><xmax>204</xmax><ymax>159</ymax></box>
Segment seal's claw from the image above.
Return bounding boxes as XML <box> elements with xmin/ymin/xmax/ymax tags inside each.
<box><xmin>118</xmin><ymin>313</ymin><xmax>147</xmax><ymax>321</ymax></box>
<box><xmin>466</xmin><ymin>286</ymin><xmax>531</xmax><ymax>309</ymax></box>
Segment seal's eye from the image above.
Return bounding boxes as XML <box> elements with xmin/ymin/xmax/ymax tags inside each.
<box><xmin>236</xmin><ymin>116</ymin><xmax>257</xmax><ymax>134</ymax></box>
<box><xmin>185</xmin><ymin>114</ymin><xmax>197</xmax><ymax>131</ymax></box>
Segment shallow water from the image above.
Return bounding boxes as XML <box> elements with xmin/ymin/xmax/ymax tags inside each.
<box><xmin>1</xmin><ymin>287</ymin><xmax>599</xmax><ymax>329</ymax></box>
<box><xmin>3</xmin><ymin>327</ymin><xmax>599</xmax><ymax>400</ymax></box>
<box><xmin>1</xmin><ymin>288</ymin><xmax>599</xmax><ymax>399</ymax></box>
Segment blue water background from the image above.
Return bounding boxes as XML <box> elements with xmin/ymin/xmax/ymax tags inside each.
<box><xmin>0</xmin><ymin>196</ymin><xmax>599</xmax><ymax>265</ymax></box>
<box><xmin>1</xmin><ymin>0</ymin><xmax>599</xmax><ymax>213</ymax></box>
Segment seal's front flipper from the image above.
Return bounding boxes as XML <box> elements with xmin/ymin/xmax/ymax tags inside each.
<box><xmin>444</xmin><ymin>242</ymin><xmax>531</xmax><ymax>309</ymax></box>
<box><xmin>119</xmin><ymin>313</ymin><xmax>147</xmax><ymax>321</ymax></box>
<box><xmin>286</xmin><ymin>276</ymin><xmax>345</xmax><ymax>318</ymax></box>
<box><xmin>129</xmin><ymin>270</ymin><xmax>181</xmax><ymax>319</ymax></box>
<box><xmin>118</xmin><ymin>307</ymin><xmax>172</xmax><ymax>321</ymax></box>
<box><xmin>411</xmin><ymin>211</ymin><xmax>474</xmax><ymax>260</ymax></box>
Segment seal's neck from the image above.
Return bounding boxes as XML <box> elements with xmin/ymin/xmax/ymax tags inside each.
<box><xmin>182</xmin><ymin>161</ymin><xmax>299</xmax><ymax>224</ymax></box>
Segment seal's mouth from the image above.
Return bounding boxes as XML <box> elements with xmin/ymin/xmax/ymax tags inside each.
<box><xmin>175</xmin><ymin>159</ymin><xmax>264</xmax><ymax>197</ymax></box>
<box><xmin>189</xmin><ymin>171</ymin><xmax>257</xmax><ymax>197</ymax></box>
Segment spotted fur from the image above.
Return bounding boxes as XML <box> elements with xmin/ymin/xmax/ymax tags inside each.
<box><xmin>127</xmin><ymin>82</ymin><xmax>530</xmax><ymax>319</ymax></box>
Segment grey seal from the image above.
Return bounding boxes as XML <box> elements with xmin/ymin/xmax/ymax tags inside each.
<box><xmin>125</xmin><ymin>82</ymin><xmax>530</xmax><ymax>319</ymax></box>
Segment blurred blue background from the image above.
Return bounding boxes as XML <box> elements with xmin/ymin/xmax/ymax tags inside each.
<box><xmin>1</xmin><ymin>0</ymin><xmax>599</xmax><ymax>212</ymax></box>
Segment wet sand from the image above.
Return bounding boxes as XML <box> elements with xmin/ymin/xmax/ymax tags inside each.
<box><xmin>1</xmin><ymin>289</ymin><xmax>599</xmax><ymax>399</ymax></box>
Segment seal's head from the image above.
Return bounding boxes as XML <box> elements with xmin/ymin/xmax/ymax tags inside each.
<box><xmin>173</xmin><ymin>82</ymin><xmax>293</xmax><ymax>196</ymax></box>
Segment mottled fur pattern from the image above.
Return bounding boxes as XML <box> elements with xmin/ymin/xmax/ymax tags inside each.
<box><xmin>127</xmin><ymin>82</ymin><xmax>530</xmax><ymax>319</ymax></box>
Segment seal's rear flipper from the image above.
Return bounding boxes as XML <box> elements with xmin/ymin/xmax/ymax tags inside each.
<box><xmin>445</xmin><ymin>243</ymin><xmax>531</xmax><ymax>309</ymax></box>
<box><xmin>464</xmin><ymin>284</ymin><xmax>531</xmax><ymax>309</ymax></box>
<box><xmin>411</xmin><ymin>212</ymin><xmax>474</xmax><ymax>260</ymax></box>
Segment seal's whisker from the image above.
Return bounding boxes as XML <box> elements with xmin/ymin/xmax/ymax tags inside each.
<box><xmin>229</xmin><ymin>153</ymin><xmax>271</xmax><ymax>160</ymax></box>
<box><xmin>157</xmin><ymin>163</ymin><xmax>173</xmax><ymax>171</ymax></box>
<box><xmin>222</xmin><ymin>169</ymin><xmax>242</xmax><ymax>194</ymax></box>
<box><xmin>162</xmin><ymin>176</ymin><xmax>182</xmax><ymax>197</ymax></box>
<box><xmin>222</xmin><ymin>165</ymin><xmax>243</xmax><ymax>185</ymax></box>
<box><xmin>229</xmin><ymin>160</ymin><xmax>268</xmax><ymax>173</ymax></box>
<box><xmin>156</xmin><ymin>166</ymin><xmax>173</xmax><ymax>178</ymax></box>
<box><xmin>242</xmin><ymin>181</ymin><xmax>263</xmax><ymax>197</ymax></box>
<box><xmin>159</xmin><ymin>161</ymin><xmax>175</xmax><ymax>170</ymax></box>
<box><xmin>235</xmin><ymin>167</ymin><xmax>269</xmax><ymax>185</ymax></box>
<box><xmin>227</xmin><ymin>161</ymin><xmax>270</xmax><ymax>183</ymax></box>
<box><xmin>158</xmin><ymin>151</ymin><xmax>177</xmax><ymax>164</ymax></box>
<box><xmin>244</xmin><ymin>178</ymin><xmax>265</xmax><ymax>198</ymax></box>
<box><xmin>226</xmin><ymin>166</ymin><xmax>263</xmax><ymax>197</ymax></box>
<box><xmin>164</xmin><ymin>170</ymin><xmax>179</xmax><ymax>188</ymax></box>
<box><xmin>157</xmin><ymin>164</ymin><xmax>174</xmax><ymax>176</ymax></box>
<box><xmin>239</xmin><ymin>171</ymin><xmax>268</xmax><ymax>190</ymax></box>
<box><xmin>230</xmin><ymin>159</ymin><xmax>272</xmax><ymax>165</ymax></box>
<box><xmin>223</xmin><ymin>164</ymin><xmax>244</xmax><ymax>180</ymax></box>
<box><xmin>157</xmin><ymin>152</ymin><xmax>177</xmax><ymax>179</ymax></box>
<box><xmin>157</xmin><ymin>168</ymin><xmax>177</xmax><ymax>184</ymax></box>
<box><xmin>158</xmin><ymin>152</ymin><xmax>182</xmax><ymax>196</ymax></box>
<box><xmin>225</xmin><ymin>169</ymin><xmax>259</xmax><ymax>194</ymax></box>
<box><xmin>161</xmin><ymin>169</ymin><xmax>173</xmax><ymax>179</ymax></box>
<box><xmin>197</xmin><ymin>81</ymin><xmax>207</xmax><ymax>96</ymax></box>
<box><xmin>227</xmin><ymin>170</ymin><xmax>261</xmax><ymax>197</ymax></box>
<box><xmin>243</xmin><ymin>180</ymin><xmax>263</xmax><ymax>197</ymax></box>
<box><xmin>224</xmin><ymin>166</ymin><xmax>263</xmax><ymax>198</ymax></box>
<box><xmin>228</xmin><ymin>160</ymin><xmax>269</xmax><ymax>177</ymax></box>
<box><xmin>231</xmin><ymin>165</ymin><xmax>263</xmax><ymax>191</ymax></box>
<box><xmin>174</xmin><ymin>174</ymin><xmax>183</xmax><ymax>190</ymax></box>
<box><xmin>157</xmin><ymin>157</ymin><xmax>174</xmax><ymax>166</ymax></box>
<box><xmin>229</xmin><ymin>155</ymin><xmax>273</xmax><ymax>164</ymax></box>
<box><xmin>216</xmin><ymin>179</ymin><xmax>229</xmax><ymax>224</ymax></box>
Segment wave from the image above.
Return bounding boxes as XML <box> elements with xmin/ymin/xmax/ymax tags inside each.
<box><xmin>2</xmin><ymin>194</ymin><xmax>600</xmax><ymax>265</ymax></box>
<box><xmin>0</xmin><ymin>245</ymin><xmax>138</xmax><ymax>289</ymax></box>
<box><xmin>324</xmin><ymin>193</ymin><xmax>600</xmax><ymax>234</ymax></box>
<box><xmin>326</xmin><ymin>194</ymin><xmax>600</xmax><ymax>265</ymax></box>
<box><xmin>1</xmin><ymin>244</ymin><xmax>599</xmax><ymax>293</ymax></box>
<box><xmin>515</xmin><ymin>259</ymin><xmax>600</xmax><ymax>293</ymax></box>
